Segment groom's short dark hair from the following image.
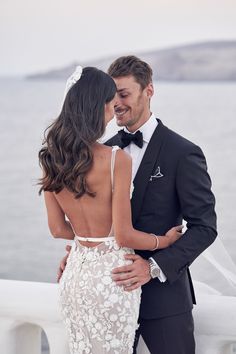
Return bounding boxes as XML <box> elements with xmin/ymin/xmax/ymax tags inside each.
<box><xmin>108</xmin><ymin>55</ymin><xmax>153</xmax><ymax>89</ymax></box>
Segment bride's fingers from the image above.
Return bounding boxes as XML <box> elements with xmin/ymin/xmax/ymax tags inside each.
<box><xmin>175</xmin><ymin>225</ymin><xmax>184</xmax><ymax>232</ymax></box>
<box><xmin>174</xmin><ymin>231</ymin><xmax>183</xmax><ymax>240</ymax></box>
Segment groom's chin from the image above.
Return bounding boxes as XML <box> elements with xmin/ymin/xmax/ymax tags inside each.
<box><xmin>115</xmin><ymin>118</ymin><xmax>126</xmax><ymax>127</ymax></box>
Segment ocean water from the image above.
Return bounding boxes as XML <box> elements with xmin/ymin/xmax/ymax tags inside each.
<box><xmin>0</xmin><ymin>78</ymin><xmax>236</xmax><ymax>295</ymax></box>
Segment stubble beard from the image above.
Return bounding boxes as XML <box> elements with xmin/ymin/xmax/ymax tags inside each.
<box><xmin>116</xmin><ymin>115</ymin><xmax>140</xmax><ymax>129</ymax></box>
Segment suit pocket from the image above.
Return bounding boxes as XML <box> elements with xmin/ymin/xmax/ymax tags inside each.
<box><xmin>146</xmin><ymin>175</ymin><xmax>175</xmax><ymax>206</ymax></box>
<box><xmin>148</xmin><ymin>175</ymin><xmax>170</xmax><ymax>190</ymax></box>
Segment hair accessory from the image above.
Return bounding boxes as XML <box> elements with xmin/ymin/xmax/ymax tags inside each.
<box><xmin>63</xmin><ymin>65</ymin><xmax>83</xmax><ymax>100</ymax></box>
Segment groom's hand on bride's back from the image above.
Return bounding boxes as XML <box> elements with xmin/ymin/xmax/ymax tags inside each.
<box><xmin>57</xmin><ymin>245</ymin><xmax>71</xmax><ymax>282</ymax></box>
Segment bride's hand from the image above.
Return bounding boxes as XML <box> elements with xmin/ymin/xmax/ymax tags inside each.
<box><xmin>164</xmin><ymin>225</ymin><xmax>184</xmax><ymax>246</ymax></box>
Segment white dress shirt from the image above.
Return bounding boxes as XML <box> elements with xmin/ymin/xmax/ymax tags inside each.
<box><xmin>124</xmin><ymin>113</ymin><xmax>167</xmax><ymax>282</ymax></box>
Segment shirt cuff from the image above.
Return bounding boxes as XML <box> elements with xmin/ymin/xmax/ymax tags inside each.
<box><xmin>150</xmin><ymin>257</ymin><xmax>167</xmax><ymax>283</ymax></box>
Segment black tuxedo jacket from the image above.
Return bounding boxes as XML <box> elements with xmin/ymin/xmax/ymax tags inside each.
<box><xmin>105</xmin><ymin>119</ymin><xmax>217</xmax><ymax>319</ymax></box>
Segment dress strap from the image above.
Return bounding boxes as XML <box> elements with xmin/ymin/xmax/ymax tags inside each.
<box><xmin>111</xmin><ymin>146</ymin><xmax>120</xmax><ymax>191</ymax></box>
<box><xmin>107</xmin><ymin>146</ymin><xmax>120</xmax><ymax>238</ymax></box>
<box><xmin>75</xmin><ymin>235</ymin><xmax>115</xmax><ymax>242</ymax></box>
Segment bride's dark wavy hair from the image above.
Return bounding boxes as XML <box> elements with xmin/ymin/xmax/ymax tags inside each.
<box><xmin>38</xmin><ymin>67</ymin><xmax>116</xmax><ymax>198</ymax></box>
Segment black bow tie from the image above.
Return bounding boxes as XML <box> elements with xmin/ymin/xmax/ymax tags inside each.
<box><xmin>118</xmin><ymin>129</ymin><xmax>143</xmax><ymax>149</ymax></box>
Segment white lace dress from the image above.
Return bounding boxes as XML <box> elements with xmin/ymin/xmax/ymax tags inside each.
<box><xmin>59</xmin><ymin>146</ymin><xmax>141</xmax><ymax>354</ymax></box>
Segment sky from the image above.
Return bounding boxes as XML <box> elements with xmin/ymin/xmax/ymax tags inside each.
<box><xmin>0</xmin><ymin>0</ymin><xmax>236</xmax><ymax>76</ymax></box>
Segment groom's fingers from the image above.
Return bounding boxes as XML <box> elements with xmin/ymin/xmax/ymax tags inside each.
<box><xmin>112</xmin><ymin>254</ymin><xmax>142</xmax><ymax>274</ymax></box>
<box><xmin>124</xmin><ymin>282</ymin><xmax>141</xmax><ymax>292</ymax></box>
<box><xmin>112</xmin><ymin>271</ymin><xmax>135</xmax><ymax>282</ymax></box>
<box><xmin>116</xmin><ymin>277</ymin><xmax>138</xmax><ymax>287</ymax></box>
<box><xmin>57</xmin><ymin>253</ymin><xmax>69</xmax><ymax>283</ymax></box>
<box><xmin>124</xmin><ymin>254</ymin><xmax>141</xmax><ymax>261</ymax></box>
<box><xmin>65</xmin><ymin>245</ymin><xmax>72</xmax><ymax>252</ymax></box>
<box><xmin>112</xmin><ymin>264</ymin><xmax>133</xmax><ymax>274</ymax></box>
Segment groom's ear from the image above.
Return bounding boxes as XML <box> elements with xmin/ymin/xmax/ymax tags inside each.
<box><xmin>145</xmin><ymin>83</ymin><xmax>154</xmax><ymax>99</ymax></box>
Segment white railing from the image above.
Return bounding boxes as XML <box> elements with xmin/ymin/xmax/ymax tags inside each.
<box><xmin>0</xmin><ymin>279</ymin><xmax>236</xmax><ymax>354</ymax></box>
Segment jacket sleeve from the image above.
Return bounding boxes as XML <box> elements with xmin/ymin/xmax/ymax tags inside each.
<box><xmin>152</xmin><ymin>145</ymin><xmax>217</xmax><ymax>283</ymax></box>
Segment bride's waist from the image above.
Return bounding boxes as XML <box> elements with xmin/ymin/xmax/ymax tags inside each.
<box><xmin>73</xmin><ymin>236</ymin><xmax>134</xmax><ymax>255</ymax></box>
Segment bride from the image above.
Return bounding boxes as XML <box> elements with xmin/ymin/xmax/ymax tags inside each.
<box><xmin>38</xmin><ymin>66</ymin><xmax>182</xmax><ymax>354</ymax></box>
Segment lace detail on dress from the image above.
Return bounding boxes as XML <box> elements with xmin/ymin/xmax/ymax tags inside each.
<box><xmin>59</xmin><ymin>145</ymin><xmax>140</xmax><ymax>353</ymax></box>
<box><xmin>59</xmin><ymin>239</ymin><xmax>141</xmax><ymax>353</ymax></box>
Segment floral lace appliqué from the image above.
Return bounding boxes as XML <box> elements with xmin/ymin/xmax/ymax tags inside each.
<box><xmin>59</xmin><ymin>239</ymin><xmax>141</xmax><ymax>354</ymax></box>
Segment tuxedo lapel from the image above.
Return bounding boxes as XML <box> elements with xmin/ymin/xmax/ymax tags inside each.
<box><xmin>131</xmin><ymin>120</ymin><xmax>168</xmax><ymax>224</ymax></box>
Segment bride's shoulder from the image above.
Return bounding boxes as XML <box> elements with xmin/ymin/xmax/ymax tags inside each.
<box><xmin>95</xmin><ymin>144</ymin><xmax>131</xmax><ymax>164</ymax></box>
<box><xmin>113</xmin><ymin>148</ymin><xmax>132</xmax><ymax>166</ymax></box>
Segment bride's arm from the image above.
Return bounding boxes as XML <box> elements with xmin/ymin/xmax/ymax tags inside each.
<box><xmin>112</xmin><ymin>150</ymin><xmax>182</xmax><ymax>250</ymax></box>
<box><xmin>44</xmin><ymin>191</ymin><xmax>75</xmax><ymax>240</ymax></box>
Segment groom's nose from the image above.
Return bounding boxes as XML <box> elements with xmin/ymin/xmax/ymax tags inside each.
<box><xmin>114</xmin><ymin>95</ymin><xmax>122</xmax><ymax>108</ymax></box>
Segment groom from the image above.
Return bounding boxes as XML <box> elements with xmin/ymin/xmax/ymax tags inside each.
<box><xmin>106</xmin><ymin>55</ymin><xmax>217</xmax><ymax>354</ymax></box>
<box><xmin>59</xmin><ymin>56</ymin><xmax>217</xmax><ymax>354</ymax></box>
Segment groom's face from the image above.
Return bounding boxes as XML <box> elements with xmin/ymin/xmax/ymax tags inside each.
<box><xmin>113</xmin><ymin>75</ymin><xmax>153</xmax><ymax>132</ymax></box>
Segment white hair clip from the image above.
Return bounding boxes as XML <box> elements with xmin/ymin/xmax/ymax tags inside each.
<box><xmin>63</xmin><ymin>65</ymin><xmax>83</xmax><ymax>100</ymax></box>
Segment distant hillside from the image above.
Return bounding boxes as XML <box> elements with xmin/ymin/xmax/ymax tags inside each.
<box><xmin>27</xmin><ymin>41</ymin><xmax>236</xmax><ymax>81</ymax></box>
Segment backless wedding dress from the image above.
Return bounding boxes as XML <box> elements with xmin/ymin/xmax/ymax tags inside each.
<box><xmin>59</xmin><ymin>146</ymin><xmax>141</xmax><ymax>354</ymax></box>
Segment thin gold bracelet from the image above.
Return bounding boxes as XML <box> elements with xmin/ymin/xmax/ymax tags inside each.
<box><xmin>150</xmin><ymin>233</ymin><xmax>160</xmax><ymax>251</ymax></box>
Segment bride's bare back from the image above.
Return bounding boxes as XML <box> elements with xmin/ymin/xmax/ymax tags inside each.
<box><xmin>54</xmin><ymin>144</ymin><xmax>114</xmax><ymax>245</ymax></box>
<box><xmin>44</xmin><ymin>142</ymin><xmax>181</xmax><ymax>251</ymax></box>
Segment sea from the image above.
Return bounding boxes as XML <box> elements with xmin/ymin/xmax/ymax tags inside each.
<box><xmin>0</xmin><ymin>78</ymin><xmax>236</xmax><ymax>296</ymax></box>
